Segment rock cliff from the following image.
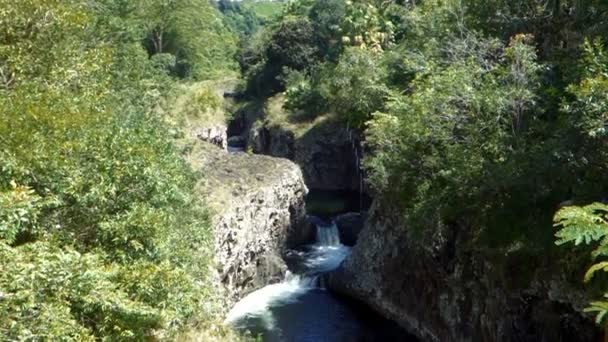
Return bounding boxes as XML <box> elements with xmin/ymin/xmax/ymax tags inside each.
<box><xmin>190</xmin><ymin>142</ymin><xmax>312</xmax><ymax>303</ymax></box>
<box><xmin>329</xmin><ymin>202</ymin><xmax>601</xmax><ymax>342</ymax></box>
<box><xmin>248</xmin><ymin>118</ymin><xmax>360</xmax><ymax>192</ymax></box>
<box><xmin>232</xmin><ymin>95</ymin><xmax>362</xmax><ymax>192</ymax></box>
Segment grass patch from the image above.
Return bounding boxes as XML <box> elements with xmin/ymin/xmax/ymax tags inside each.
<box><xmin>243</xmin><ymin>1</ymin><xmax>284</xmax><ymax>21</ymax></box>
<box><xmin>263</xmin><ymin>93</ymin><xmax>337</xmax><ymax>138</ymax></box>
<box><xmin>166</xmin><ymin>79</ymin><xmax>238</xmax><ymax>126</ymax></box>
<box><xmin>162</xmin><ymin>78</ymin><xmax>242</xmax><ymax>146</ymax></box>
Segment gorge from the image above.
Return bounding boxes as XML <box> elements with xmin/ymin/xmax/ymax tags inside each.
<box><xmin>205</xmin><ymin>90</ymin><xmax>602</xmax><ymax>341</ymax></box>
<box><xmin>4</xmin><ymin>1</ymin><xmax>608</xmax><ymax>341</ymax></box>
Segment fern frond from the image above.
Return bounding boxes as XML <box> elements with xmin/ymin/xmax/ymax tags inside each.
<box><xmin>584</xmin><ymin>298</ymin><xmax>608</xmax><ymax>325</ymax></box>
<box><xmin>554</xmin><ymin>203</ymin><xmax>608</xmax><ymax>246</ymax></box>
<box><xmin>584</xmin><ymin>261</ymin><xmax>608</xmax><ymax>283</ymax></box>
<box><xmin>592</xmin><ymin>236</ymin><xmax>608</xmax><ymax>260</ymax></box>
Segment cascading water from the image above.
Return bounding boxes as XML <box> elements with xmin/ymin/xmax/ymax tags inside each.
<box><xmin>225</xmin><ymin>220</ymin><xmax>415</xmax><ymax>341</ymax></box>
<box><xmin>315</xmin><ymin>222</ymin><xmax>341</xmax><ymax>246</ymax></box>
<box><xmin>224</xmin><ymin>222</ymin><xmax>352</xmax><ymax>339</ymax></box>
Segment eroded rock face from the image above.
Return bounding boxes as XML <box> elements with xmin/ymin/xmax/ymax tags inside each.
<box><xmin>329</xmin><ymin>202</ymin><xmax>600</xmax><ymax>342</ymax></box>
<box><xmin>191</xmin><ymin>142</ymin><xmax>311</xmax><ymax>303</ymax></box>
<box><xmin>335</xmin><ymin>212</ymin><xmax>366</xmax><ymax>246</ymax></box>
<box><xmin>248</xmin><ymin>119</ymin><xmax>361</xmax><ymax>192</ymax></box>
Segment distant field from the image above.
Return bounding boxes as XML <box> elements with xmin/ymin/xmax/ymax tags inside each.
<box><xmin>243</xmin><ymin>1</ymin><xmax>284</xmax><ymax>21</ymax></box>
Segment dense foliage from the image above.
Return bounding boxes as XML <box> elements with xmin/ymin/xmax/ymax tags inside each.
<box><xmin>0</xmin><ymin>0</ymin><xmax>237</xmax><ymax>339</ymax></box>
<box><xmin>217</xmin><ymin>0</ymin><xmax>284</xmax><ymax>38</ymax></box>
<box><xmin>238</xmin><ymin>0</ymin><xmax>608</xmax><ymax>328</ymax></box>
<box><xmin>4</xmin><ymin>0</ymin><xmax>608</xmax><ymax>337</ymax></box>
<box><xmin>141</xmin><ymin>0</ymin><xmax>238</xmax><ymax>79</ymax></box>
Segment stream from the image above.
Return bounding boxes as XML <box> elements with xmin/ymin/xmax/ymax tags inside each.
<box><xmin>225</xmin><ymin>219</ymin><xmax>417</xmax><ymax>342</ymax></box>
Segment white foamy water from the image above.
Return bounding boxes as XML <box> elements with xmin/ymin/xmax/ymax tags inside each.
<box><xmin>302</xmin><ymin>245</ymin><xmax>351</xmax><ymax>273</ymax></box>
<box><xmin>225</xmin><ymin>274</ymin><xmax>316</xmax><ymax>327</ymax></box>
<box><xmin>225</xmin><ymin>223</ymin><xmax>350</xmax><ymax>330</ymax></box>
<box><xmin>315</xmin><ymin>222</ymin><xmax>341</xmax><ymax>246</ymax></box>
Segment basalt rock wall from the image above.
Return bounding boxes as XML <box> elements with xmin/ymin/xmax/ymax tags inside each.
<box><xmin>191</xmin><ymin>142</ymin><xmax>312</xmax><ymax>303</ymax></box>
<box><xmin>329</xmin><ymin>201</ymin><xmax>600</xmax><ymax>342</ymax></box>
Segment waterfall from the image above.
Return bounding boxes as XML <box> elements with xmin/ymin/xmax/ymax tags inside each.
<box><xmin>315</xmin><ymin>222</ymin><xmax>340</xmax><ymax>246</ymax></box>
<box><xmin>226</xmin><ymin>223</ymin><xmax>350</xmax><ymax>328</ymax></box>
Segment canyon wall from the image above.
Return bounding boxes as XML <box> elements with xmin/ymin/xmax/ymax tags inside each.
<box><xmin>329</xmin><ymin>202</ymin><xmax>600</xmax><ymax>342</ymax></box>
<box><xmin>191</xmin><ymin>141</ymin><xmax>312</xmax><ymax>303</ymax></box>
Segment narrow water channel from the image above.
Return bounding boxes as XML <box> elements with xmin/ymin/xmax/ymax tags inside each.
<box><xmin>225</xmin><ymin>220</ymin><xmax>417</xmax><ymax>342</ymax></box>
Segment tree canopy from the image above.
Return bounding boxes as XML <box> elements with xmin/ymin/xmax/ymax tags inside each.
<box><xmin>0</xmin><ymin>0</ymin><xmax>237</xmax><ymax>339</ymax></box>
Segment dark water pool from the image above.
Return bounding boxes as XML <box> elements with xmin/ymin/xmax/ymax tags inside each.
<box><xmin>226</xmin><ymin>223</ymin><xmax>418</xmax><ymax>342</ymax></box>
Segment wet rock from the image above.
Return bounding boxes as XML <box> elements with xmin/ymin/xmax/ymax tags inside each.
<box><xmin>335</xmin><ymin>212</ymin><xmax>366</xmax><ymax>246</ymax></box>
<box><xmin>227</xmin><ymin>135</ymin><xmax>246</xmax><ymax>148</ymax></box>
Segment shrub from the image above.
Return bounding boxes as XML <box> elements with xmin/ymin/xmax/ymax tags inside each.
<box><xmin>0</xmin><ymin>1</ymin><xmax>216</xmax><ymax>339</ymax></box>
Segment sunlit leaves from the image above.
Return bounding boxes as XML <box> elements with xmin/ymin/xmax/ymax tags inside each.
<box><xmin>563</xmin><ymin>39</ymin><xmax>608</xmax><ymax>140</ymax></box>
<box><xmin>341</xmin><ymin>0</ymin><xmax>395</xmax><ymax>52</ymax></box>
<box><xmin>586</xmin><ymin>296</ymin><xmax>608</xmax><ymax>325</ymax></box>
<box><xmin>554</xmin><ymin>203</ymin><xmax>608</xmax><ymax>325</ymax></box>
<box><xmin>0</xmin><ymin>1</ymin><xmax>214</xmax><ymax>339</ymax></box>
<box><xmin>0</xmin><ymin>182</ymin><xmax>41</xmax><ymax>244</ymax></box>
<box><xmin>554</xmin><ymin>203</ymin><xmax>608</xmax><ymax>246</ymax></box>
<box><xmin>0</xmin><ymin>241</ymin><xmax>164</xmax><ymax>340</ymax></box>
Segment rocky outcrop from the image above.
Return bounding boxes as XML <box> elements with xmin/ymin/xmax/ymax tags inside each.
<box><xmin>190</xmin><ymin>142</ymin><xmax>312</xmax><ymax>303</ymax></box>
<box><xmin>248</xmin><ymin>118</ymin><xmax>361</xmax><ymax>192</ymax></box>
<box><xmin>228</xmin><ymin>95</ymin><xmax>362</xmax><ymax>192</ymax></box>
<box><xmin>335</xmin><ymin>212</ymin><xmax>366</xmax><ymax>246</ymax></box>
<box><xmin>329</xmin><ymin>202</ymin><xmax>601</xmax><ymax>342</ymax></box>
<box><xmin>195</xmin><ymin>124</ymin><xmax>227</xmax><ymax>150</ymax></box>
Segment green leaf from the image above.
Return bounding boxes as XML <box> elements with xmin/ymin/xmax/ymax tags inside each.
<box><xmin>584</xmin><ymin>261</ymin><xmax>608</xmax><ymax>283</ymax></box>
<box><xmin>554</xmin><ymin>203</ymin><xmax>608</xmax><ymax>246</ymax></box>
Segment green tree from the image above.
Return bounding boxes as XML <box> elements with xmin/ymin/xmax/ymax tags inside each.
<box><xmin>558</xmin><ymin>39</ymin><xmax>608</xmax><ymax>201</ymax></box>
<box><xmin>139</xmin><ymin>0</ymin><xmax>238</xmax><ymax>79</ymax></box>
<box><xmin>324</xmin><ymin>47</ymin><xmax>390</xmax><ymax>127</ymax></box>
<box><xmin>309</xmin><ymin>0</ymin><xmax>347</xmax><ymax>60</ymax></box>
<box><xmin>365</xmin><ymin>33</ymin><xmax>544</xmax><ymax>238</ymax></box>
<box><xmin>217</xmin><ymin>0</ymin><xmax>262</xmax><ymax>37</ymax></box>
<box><xmin>244</xmin><ymin>16</ymin><xmax>320</xmax><ymax>95</ymax></box>
<box><xmin>0</xmin><ymin>0</ymin><xmax>218</xmax><ymax>339</ymax></box>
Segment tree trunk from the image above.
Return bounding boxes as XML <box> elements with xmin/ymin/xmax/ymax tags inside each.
<box><xmin>153</xmin><ymin>29</ymin><xmax>164</xmax><ymax>54</ymax></box>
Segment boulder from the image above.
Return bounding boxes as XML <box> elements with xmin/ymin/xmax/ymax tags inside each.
<box><xmin>194</xmin><ymin>124</ymin><xmax>227</xmax><ymax>150</ymax></box>
<box><xmin>335</xmin><ymin>212</ymin><xmax>366</xmax><ymax>246</ymax></box>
